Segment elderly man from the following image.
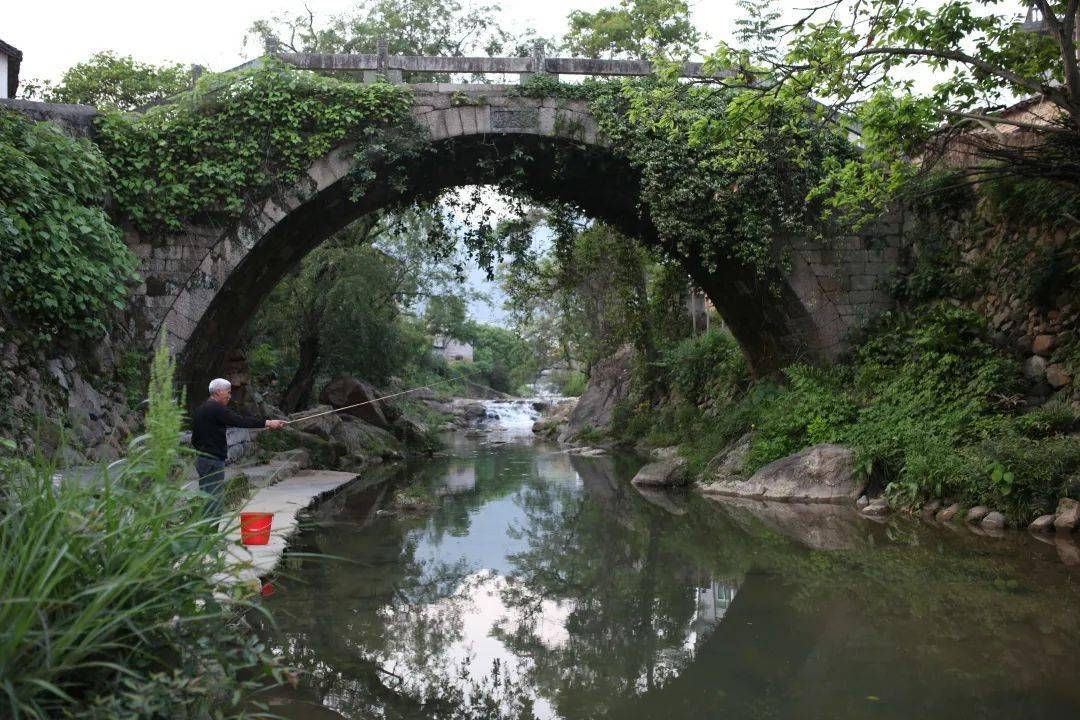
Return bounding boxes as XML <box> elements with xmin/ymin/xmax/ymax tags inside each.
<box><xmin>192</xmin><ymin>378</ymin><xmax>286</xmax><ymax>518</ymax></box>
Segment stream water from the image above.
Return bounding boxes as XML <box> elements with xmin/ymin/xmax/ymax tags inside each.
<box><xmin>257</xmin><ymin>417</ymin><xmax>1080</xmax><ymax>720</ymax></box>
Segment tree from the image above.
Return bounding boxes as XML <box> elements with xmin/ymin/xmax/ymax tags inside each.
<box><xmin>20</xmin><ymin>51</ymin><xmax>189</xmax><ymax>111</ymax></box>
<box><xmin>565</xmin><ymin>0</ymin><xmax>701</xmax><ymax>60</ymax></box>
<box><xmin>248</xmin><ymin>0</ymin><xmax>513</xmax><ymax>59</ymax></box>
<box><xmin>703</xmin><ymin>0</ymin><xmax>1080</xmax><ymax>221</ymax></box>
<box><xmin>247</xmin><ymin>208</ymin><xmax>469</xmax><ymax>410</ymax></box>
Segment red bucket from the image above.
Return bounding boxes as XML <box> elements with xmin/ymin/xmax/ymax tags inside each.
<box><xmin>240</xmin><ymin>512</ymin><xmax>274</xmax><ymax>545</ymax></box>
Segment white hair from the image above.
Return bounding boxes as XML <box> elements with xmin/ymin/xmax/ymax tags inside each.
<box><xmin>208</xmin><ymin>378</ymin><xmax>232</xmax><ymax>395</ymax></box>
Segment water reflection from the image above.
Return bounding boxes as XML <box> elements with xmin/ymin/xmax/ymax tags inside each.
<box><xmin>259</xmin><ymin>438</ymin><xmax>1080</xmax><ymax>720</ymax></box>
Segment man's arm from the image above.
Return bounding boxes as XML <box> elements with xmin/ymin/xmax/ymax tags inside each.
<box><xmin>220</xmin><ymin>406</ymin><xmax>284</xmax><ymax>430</ymax></box>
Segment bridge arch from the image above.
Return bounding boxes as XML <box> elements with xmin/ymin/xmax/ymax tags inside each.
<box><xmin>126</xmin><ymin>84</ymin><xmax>901</xmax><ymax>390</ymax></box>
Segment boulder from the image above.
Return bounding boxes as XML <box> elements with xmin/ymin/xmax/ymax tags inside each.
<box><xmin>566</xmin><ymin>344</ymin><xmax>635</xmax><ymax>436</ymax></box>
<box><xmin>287</xmin><ymin>405</ymin><xmax>341</xmax><ymax>440</ymax></box>
<box><xmin>395</xmin><ymin>414</ymin><xmax>431</xmax><ymax>447</ymax></box>
<box><xmin>631</xmin><ymin>459</ymin><xmax>689</xmax><ymax>487</ymax></box>
<box><xmin>258</xmin><ymin>427</ymin><xmax>345</xmax><ymax>469</ymax></box>
<box><xmin>920</xmin><ymin>498</ymin><xmax>943</xmax><ymax>520</ymax></box>
<box><xmin>319</xmin><ymin>376</ymin><xmax>392</xmax><ymax>429</ymax></box>
<box><xmin>965</xmin><ymin>505</ymin><xmax>990</xmax><ymax>524</ymax></box>
<box><xmin>1054</xmin><ymin>498</ymin><xmax>1079</xmax><ymax>531</ymax></box>
<box><xmin>462</xmin><ymin>402</ymin><xmax>488</xmax><ymax>420</ymax></box>
<box><xmin>651</xmin><ymin>446</ymin><xmax>682</xmax><ymax>462</ymax></box>
<box><xmin>1029</xmin><ymin>514</ymin><xmax>1056</xmax><ymax>533</ymax></box>
<box><xmin>331</xmin><ymin>415</ymin><xmax>399</xmax><ymax>457</ymax></box>
<box><xmin>700</xmin><ymin>433</ymin><xmax>752</xmax><ymax>488</ymax></box>
<box><xmin>705</xmin><ymin>444</ymin><xmax>864</xmax><ymax>503</ymax></box>
<box><xmin>936</xmin><ymin>503</ymin><xmax>962</xmax><ymax>523</ymax></box>
<box><xmin>862</xmin><ymin>497</ymin><xmax>890</xmax><ymax>516</ymax></box>
<box><xmin>981</xmin><ymin>511</ymin><xmax>1007</xmax><ymax>530</ymax></box>
<box><xmin>856</xmin><ymin>495</ymin><xmax>869</xmax><ymax>509</ymax></box>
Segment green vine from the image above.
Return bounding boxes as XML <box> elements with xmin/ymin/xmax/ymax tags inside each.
<box><xmin>96</xmin><ymin>61</ymin><xmax>418</xmax><ymax>234</ymax></box>
<box><xmin>511</xmin><ymin>75</ymin><xmax>853</xmax><ymax>278</ymax></box>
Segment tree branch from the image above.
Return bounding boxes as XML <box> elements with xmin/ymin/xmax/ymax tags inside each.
<box><xmin>850</xmin><ymin>47</ymin><xmax>1054</xmax><ymax>100</ymax></box>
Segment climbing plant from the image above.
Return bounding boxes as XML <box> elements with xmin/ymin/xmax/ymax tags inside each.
<box><xmin>499</xmin><ymin>76</ymin><xmax>855</xmax><ymax>280</ymax></box>
<box><xmin>0</xmin><ymin>109</ymin><xmax>135</xmax><ymax>344</ymax></box>
<box><xmin>96</xmin><ymin>60</ymin><xmax>418</xmax><ymax>234</ymax></box>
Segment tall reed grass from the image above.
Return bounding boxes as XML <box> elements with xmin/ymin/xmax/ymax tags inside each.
<box><xmin>0</xmin><ymin>342</ymin><xmax>286</xmax><ymax>718</ymax></box>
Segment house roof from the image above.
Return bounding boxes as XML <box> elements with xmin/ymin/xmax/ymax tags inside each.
<box><xmin>0</xmin><ymin>38</ymin><xmax>22</xmax><ymax>98</ymax></box>
<box><xmin>0</xmin><ymin>39</ymin><xmax>22</xmax><ymax>61</ymax></box>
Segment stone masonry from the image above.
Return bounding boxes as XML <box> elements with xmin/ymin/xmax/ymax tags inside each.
<box><xmin>4</xmin><ymin>85</ymin><xmax>906</xmax><ymax>387</ymax></box>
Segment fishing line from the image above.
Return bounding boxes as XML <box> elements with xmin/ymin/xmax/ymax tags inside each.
<box><xmin>283</xmin><ymin>369</ymin><xmax>488</xmax><ymax>426</ymax></box>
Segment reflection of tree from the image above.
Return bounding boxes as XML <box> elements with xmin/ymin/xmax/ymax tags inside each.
<box><xmin>493</xmin><ymin>456</ymin><xmax>733</xmax><ymax>720</ymax></box>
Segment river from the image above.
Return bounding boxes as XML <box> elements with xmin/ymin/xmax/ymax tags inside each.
<box><xmin>255</xmin><ymin>411</ymin><xmax>1080</xmax><ymax>719</ymax></box>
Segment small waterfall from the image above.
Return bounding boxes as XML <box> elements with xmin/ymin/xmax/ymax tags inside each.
<box><xmin>479</xmin><ymin>399</ymin><xmax>542</xmax><ymax>432</ymax></box>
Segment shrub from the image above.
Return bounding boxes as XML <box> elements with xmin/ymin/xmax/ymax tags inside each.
<box><xmin>0</xmin><ymin>342</ymin><xmax>287</xmax><ymax>718</ymax></box>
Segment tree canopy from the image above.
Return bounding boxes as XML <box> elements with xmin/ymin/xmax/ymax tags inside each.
<box><xmin>20</xmin><ymin>51</ymin><xmax>190</xmax><ymax>111</ymax></box>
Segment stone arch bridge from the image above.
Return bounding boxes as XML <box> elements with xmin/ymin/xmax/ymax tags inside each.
<box><xmin>5</xmin><ymin>52</ymin><xmax>906</xmax><ymax>392</ymax></box>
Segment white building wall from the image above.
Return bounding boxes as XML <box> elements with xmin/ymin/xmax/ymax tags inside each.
<box><xmin>0</xmin><ymin>55</ymin><xmax>9</xmax><ymax>98</ymax></box>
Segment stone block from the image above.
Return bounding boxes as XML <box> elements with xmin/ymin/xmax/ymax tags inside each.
<box><xmin>538</xmin><ymin>106</ymin><xmax>556</xmax><ymax>135</ymax></box>
<box><xmin>851</xmin><ymin>275</ymin><xmax>879</xmax><ymax>291</ymax></box>
<box><xmin>475</xmin><ymin>106</ymin><xmax>492</xmax><ymax>133</ymax></box>
<box><xmin>460</xmin><ymin>106</ymin><xmax>478</xmax><ymax>135</ymax></box>
<box><xmin>444</xmin><ymin>107</ymin><xmax>464</xmax><ymax>137</ymax></box>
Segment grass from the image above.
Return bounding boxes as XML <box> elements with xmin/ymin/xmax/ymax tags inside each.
<box><xmin>0</xmin><ymin>342</ymin><xmax>288</xmax><ymax>718</ymax></box>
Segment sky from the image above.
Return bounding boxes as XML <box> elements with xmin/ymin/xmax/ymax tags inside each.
<box><xmin>5</xmin><ymin>1</ymin><xmax>740</xmax><ymax>84</ymax></box>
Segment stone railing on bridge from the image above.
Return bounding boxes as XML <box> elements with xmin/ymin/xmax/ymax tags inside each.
<box><xmin>266</xmin><ymin>37</ymin><xmax>737</xmax><ymax>85</ymax></box>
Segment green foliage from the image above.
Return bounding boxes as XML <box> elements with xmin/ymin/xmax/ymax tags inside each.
<box><xmin>0</xmin><ymin>343</ymin><xmax>286</xmax><ymax>718</ymax></box>
<box><xmin>20</xmin><ymin>51</ymin><xmax>190</xmax><ymax>111</ymax></box>
<box><xmin>96</xmin><ymin>61</ymin><xmax>415</xmax><ymax>234</ymax></box>
<box><xmin>0</xmin><ymin>109</ymin><xmax>136</xmax><ymax>345</ymax></box>
<box><xmin>249</xmin><ymin>0</ymin><xmax>516</xmax><ymax>63</ymax></box>
<box><xmin>558</xmin><ymin>370</ymin><xmax>588</xmax><ymax>397</ymax></box>
<box><xmin>462</xmin><ymin>321</ymin><xmax>539</xmax><ymax>394</ymax></box>
<box><xmin>710</xmin><ymin>1</ymin><xmax>1080</xmax><ymax>224</ymax></box>
<box><xmin>619</xmin><ymin>306</ymin><xmax>1078</xmax><ymax>521</ymax></box>
<box><xmin>589</xmin><ymin>79</ymin><xmax>852</xmax><ymax>278</ymax></box>
<box><xmin>566</xmin><ymin>0</ymin><xmax>700</xmax><ymax>60</ymax></box>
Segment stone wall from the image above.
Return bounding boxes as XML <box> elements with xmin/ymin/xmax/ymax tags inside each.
<box><xmin>905</xmin><ymin>208</ymin><xmax>1077</xmax><ymax>404</ymax></box>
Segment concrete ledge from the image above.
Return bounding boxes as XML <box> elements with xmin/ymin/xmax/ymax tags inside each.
<box><xmin>218</xmin><ymin>469</ymin><xmax>359</xmax><ymax>591</ymax></box>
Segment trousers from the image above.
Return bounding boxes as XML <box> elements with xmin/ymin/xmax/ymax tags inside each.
<box><xmin>195</xmin><ymin>455</ymin><xmax>227</xmax><ymax>520</ymax></box>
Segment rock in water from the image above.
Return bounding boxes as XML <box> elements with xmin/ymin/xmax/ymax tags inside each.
<box><xmin>1054</xmin><ymin>498</ymin><xmax>1079</xmax><ymax>531</ymax></box>
<box><xmin>566</xmin><ymin>344</ymin><xmax>635</xmax><ymax>436</ymax></box>
<box><xmin>1029</xmin><ymin>514</ymin><xmax>1056</xmax><ymax>533</ymax></box>
<box><xmin>631</xmin><ymin>460</ymin><xmax>689</xmax><ymax>487</ymax></box>
<box><xmin>936</xmin><ymin>503</ymin><xmax>961</xmax><ymax>523</ymax></box>
<box><xmin>319</xmin><ymin>376</ymin><xmax>392</xmax><ymax>429</ymax></box>
<box><xmin>704</xmin><ymin>444</ymin><xmax>864</xmax><ymax>503</ymax></box>
<box><xmin>981</xmin><ymin>511</ymin><xmax>1007</xmax><ymax>530</ymax></box>
<box><xmin>965</xmin><ymin>506</ymin><xmax>990</xmax><ymax>523</ymax></box>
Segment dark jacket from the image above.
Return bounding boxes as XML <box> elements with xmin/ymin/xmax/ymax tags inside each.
<box><xmin>191</xmin><ymin>399</ymin><xmax>265</xmax><ymax>460</ymax></box>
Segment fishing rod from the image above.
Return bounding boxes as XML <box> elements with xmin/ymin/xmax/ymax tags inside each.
<box><xmin>283</xmin><ymin>369</ymin><xmax>489</xmax><ymax>426</ymax></box>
